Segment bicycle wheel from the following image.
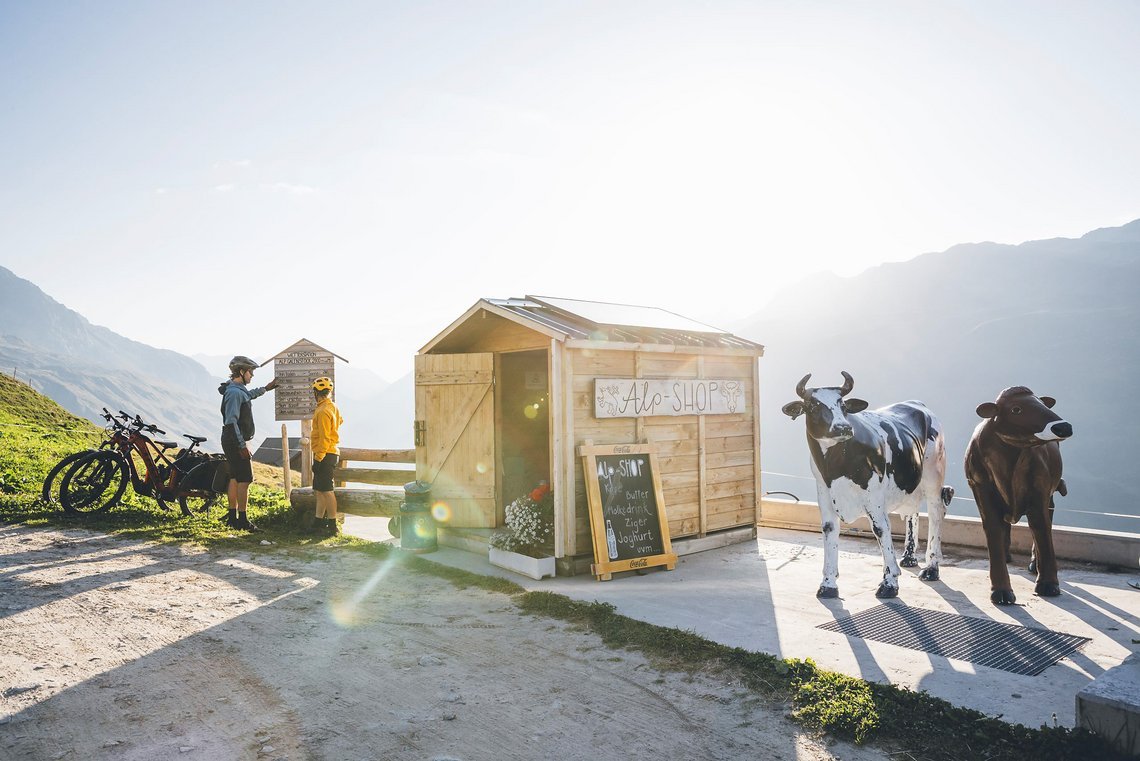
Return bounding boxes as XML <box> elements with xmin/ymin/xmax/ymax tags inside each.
<box><xmin>178</xmin><ymin>492</ymin><xmax>219</xmax><ymax>517</ymax></box>
<box><xmin>176</xmin><ymin>460</ymin><xmax>225</xmax><ymax>517</ymax></box>
<box><xmin>60</xmin><ymin>451</ymin><xmax>129</xmax><ymax>514</ymax></box>
<box><xmin>41</xmin><ymin>449</ymin><xmax>98</xmax><ymax>503</ymax></box>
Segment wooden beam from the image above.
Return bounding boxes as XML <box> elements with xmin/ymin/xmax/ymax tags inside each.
<box><xmin>281</xmin><ymin>424</ymin><xmax>292</xmax><ymax>498</ymax></box>
<box><xmin>290</xmin><ymin>487</ymin><xmax>401</xmax><ymax>516</ymax></box>
<box><xmin>698</xmin><ymin>356</ymin><xmax>707</xmax><ymax>537</ymax></box>
<box><xmin>563</xmin><ymin>339</ymin><xmax>763</xmax><ymax>357</ymax></box>
<box><xmin>334</xmin><ymin>467</ymin><xmax>415</xmax><ymax>486</ymax></box>
<box><xmin>337</xmin><ymin>447</ymin><xmax>415</xmax><ymax>463</ymax></box>
<box><xmin>752</xmin><ymin>356</ymin><xmax>762</xmax><ymax>525</ymax></box>
<box><xmin>300</xmin><ymin>418</ymin><xmax>313</xmax><ymax>487</ymax></box>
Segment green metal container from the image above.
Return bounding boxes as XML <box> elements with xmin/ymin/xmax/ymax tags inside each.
<box><xmin>399</xmin><ymin>480</ymin><xmax>437</xmax><ymax>553</ymax></box>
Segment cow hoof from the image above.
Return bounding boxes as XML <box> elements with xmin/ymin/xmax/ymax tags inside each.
<box><xmin>816</xmin><ymin>585</ymin><xmax>839</xmax><ymax>599</ymax></box>
<box><xmin>1028</xmin><ymin>559</ymin><xmax>1038</xmax><ymax>574</ymax></box>
<box><xmin>899</xmin><ymin>556</ymin><xmax>918</xmax><ymax>568</ymax></box>
<box><xmin>875</xmin><ymin>583</ymin><xmax>899</xmax><ymax>599</ymax></box>
<box><xmin>991</xmin><ymin>589</ymin><xmax>1017</xmax><ymax>605</ymax></box>
<box><xmin>919</xmin><ymin>567</ymin><xmax>940</xmax><ymax>582</ymax></box>
<box><xmin>1035</xmin><ymin>582</ymin><xmax>1061</xmax><ymax>597</ymax></box>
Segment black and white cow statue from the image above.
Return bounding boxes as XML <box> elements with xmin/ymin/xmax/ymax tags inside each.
<box><xmin>782</xmin><ymin>372</ymin><xmax>954</xmax><ymax>598</ymax></box>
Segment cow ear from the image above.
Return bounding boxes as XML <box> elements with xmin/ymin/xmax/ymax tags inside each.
<box><xmin>781</xmin><ymin>401</ymin><xmax>804</xmax><ymax>420</ymax></box>
<box><xmin>1041</xmin><ymin>396</ymin><xmax>1056</xmax><ymax>408</ymax></box>
<box><xmin>843</xmin><ymin>398</ymin><xmax>868</xmax><ymax>413</ymax></box>
<box><xmin>976</xmin><ymin>402</ymin><xmax>998</xmax><ymax>419</ymax></box>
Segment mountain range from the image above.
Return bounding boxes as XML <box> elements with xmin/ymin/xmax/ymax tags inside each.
<box><xmin>0</xmin><ymin>265</ymin><xmax>411</xmax><ymax>452</ymax></box>
<box><xmin>737</xmin><ymin>218</ymin><xmax>1140</xmax><ymax>533</ymax></box>
<box><xmin>3</xmin><ymin>218</ymin><xmax>1137</xmax><ymax>533</ymax></box>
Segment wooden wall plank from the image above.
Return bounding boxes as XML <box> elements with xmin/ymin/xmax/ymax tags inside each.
<box><xmin>565</xmin><ymin>345</ymin><xmax>762</xmax><ymax>551</ymax></box>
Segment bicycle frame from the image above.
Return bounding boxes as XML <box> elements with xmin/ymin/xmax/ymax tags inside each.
<box><xmin>99</xmin><ymin>416</ymin><xmax>211</xmax><ymax>503</ymax></box>
<box><xmin>54</xmin><ymin>410</ymin><xmax>223</xmax><ymax>516</ymax></box>
<box><xmin>42</xmin><ymin>414</ymin><xmax>121</xmax><ymax>502</ymax></box>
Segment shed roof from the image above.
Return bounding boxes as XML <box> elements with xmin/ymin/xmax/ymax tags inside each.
<box><xmin>253</xmin><ymin>437</ymin><xmax>303</xmax><ymax>467</ymax></box>
<box><xmin>421</xmin><ymin>295</ymin><xmax>763</xmax><ymax>354</ymax></box>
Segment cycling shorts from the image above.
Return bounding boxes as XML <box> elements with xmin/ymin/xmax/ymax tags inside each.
<box><xmin>313</xmin><ymin>454</ymin><xmax>339</xmax><ymax>492</ymax></box>
<box><xmin>221</xmin><ymin>429</ymin><xmax>254</xmax><ymax>484</ymax></box>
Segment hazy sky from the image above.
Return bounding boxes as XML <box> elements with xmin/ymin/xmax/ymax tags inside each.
<box><xmin>2</xmin><ymin>1</ymin><xmax>1138</xmax><ymax>381</ymax></box>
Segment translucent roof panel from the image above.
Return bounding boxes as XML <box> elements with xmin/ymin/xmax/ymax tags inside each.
<box><xmin>529</xmin><ymin>296</ymin><xmax>726</xmax><ymax>334</ymax></box>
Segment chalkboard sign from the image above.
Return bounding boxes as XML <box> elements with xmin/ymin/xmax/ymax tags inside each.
<box><xmin>578</xmin><ymin>443</ymin><xmax>677</xmax><ymax>581</ymax></box>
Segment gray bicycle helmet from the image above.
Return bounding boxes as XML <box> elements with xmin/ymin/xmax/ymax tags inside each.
<box><xmin>228</xmin><ymin>355</ymin><xmax>259</xmax><ymax>373</ymax></box>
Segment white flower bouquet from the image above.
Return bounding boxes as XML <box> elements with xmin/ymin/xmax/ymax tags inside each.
<box><xmin>490</xmin><ymin>481</ymin><xmax>554</xmax><ymax>558</ymax></box>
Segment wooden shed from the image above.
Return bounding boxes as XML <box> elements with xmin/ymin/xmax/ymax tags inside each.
<box><xmin>415</xmin><ymin>295</ymin><xmax>765</xmax><ymax>567</ymax></box>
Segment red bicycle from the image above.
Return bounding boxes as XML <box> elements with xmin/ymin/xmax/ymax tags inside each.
<box><xmin>57</xmin><ymin>411</ymin><xmax>226</xmax><ymax>517</ymax></box>
<box><xmin>41</xmin><ymin>408</ymin><xmax>128</xmax><ymax>503</ymax></box>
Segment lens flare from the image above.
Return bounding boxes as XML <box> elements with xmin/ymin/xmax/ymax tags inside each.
<box><xmin>475</xmin><ymin>462</ymin><xmax>488</xmax><ymax>474</ymax></box>
<box><xmin>431</xmin><ymin>501</ymin><xmax>451</xmax><ymax>522</ymax></box>
<box><xmin>328</xmin><ymin>596</ymin><xmax>361</xmax><ymax>628</ymax></box>
<box><xmin>326</xmin><ymin>556</ymin><xmax>399</xmax><ymax>629</ymax></box>
<box><xmin>523</xmin><ymin>404</ymin><xmax>538</xmax><ymax>419</ymax></box>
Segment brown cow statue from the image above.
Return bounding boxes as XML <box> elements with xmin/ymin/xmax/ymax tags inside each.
<box><xmin>964</xmin><ymin>386</ymin><xmax>1073</xmax><ymax>605</ymax></box>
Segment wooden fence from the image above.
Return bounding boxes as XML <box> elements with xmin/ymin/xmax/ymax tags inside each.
<box><xmin>285</xmin><ymin>438</ymin><xmax>415</xmax><ymax>516</ymax></box>
<box><xmin>331</xmin><ymin>447</ymin><xmax>416</xmax><ymax>487</ymax></box>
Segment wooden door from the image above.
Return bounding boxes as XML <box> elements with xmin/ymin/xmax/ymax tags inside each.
<box><xmin>414</xmin><ymin>353</ymin><xmax>496</xmax><ymax>527</ymax></box>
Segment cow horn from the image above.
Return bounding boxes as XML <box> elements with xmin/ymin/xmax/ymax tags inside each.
<box><xmin>795</xmin><ymin>373</ymin><xmax>811</xmax><ymax>399</ymax></box>
<box><xmin>839</xmin><ymin>371</ymin><xmax>854</xmax><ymax>397</ymax></box>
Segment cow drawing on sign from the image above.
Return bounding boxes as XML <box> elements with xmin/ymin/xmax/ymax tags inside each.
<box><xmin>782</xmin><ymin>372</ymin><xmax>954</xmax><ymax>598</ymax></box>
<box><xmin>964</xmin><ymin>386</ymin><xmax>1072</xmax><ymax>605</ymax></box>
<box><xmin>597</xmin><ymin>384</ymin><xmax>621</xmax><ymax>417</ymax></box>
<box><xmin>719</xmin><ymin>381</ymin><xmax>742</xmax><ymax>413</ymax></box>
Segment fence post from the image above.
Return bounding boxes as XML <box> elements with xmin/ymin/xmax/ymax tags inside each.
<box><xmin>281</xmin><ymin>423</ymin><xmax>292</xmax><ymax>498</ymax></box>
<box><xmin>300</xmin><ymin>418</ymin><xmax>313</xmax><ymax>487</ymax></box>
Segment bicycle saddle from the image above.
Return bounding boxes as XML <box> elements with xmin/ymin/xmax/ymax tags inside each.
<box><xmin>183</xmin><ymin>435</ymin><xmax>207</xmax><ymax>445</ymax></box>
<box><xmin>156</xmin><ymin>441</ymin><xmax>178</xmax><ymax>449</ymax></box>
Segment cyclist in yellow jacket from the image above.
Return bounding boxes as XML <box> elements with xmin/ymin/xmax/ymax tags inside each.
<box><xmin>310</xmin><ymin>376</ymin><xmax>344</xmax><ymax>535</ymax></box>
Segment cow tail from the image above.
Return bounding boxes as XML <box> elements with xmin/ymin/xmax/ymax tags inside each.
<box><xmin>941</xmin><ymin>486</ymin><xmax>955</xmax><ymax>507</ymax></box>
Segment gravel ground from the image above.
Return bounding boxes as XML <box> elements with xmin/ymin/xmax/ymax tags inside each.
<box><xmin>0</xmin><ymin>524</ymin><xmax>892</xmax><ymax>761</ymax></box>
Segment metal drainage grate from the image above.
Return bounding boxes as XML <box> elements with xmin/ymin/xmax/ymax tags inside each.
<box><xmin>817</xmin><ymin>604</ymin><xmax>1090</xmax><ymax>676</ymax></box>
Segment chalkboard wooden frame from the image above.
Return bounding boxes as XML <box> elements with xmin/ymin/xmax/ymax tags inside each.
<box><xmin>578</xmin><ymin>443</ymin><xmax>677</xmax><ymax>581</ymax></box>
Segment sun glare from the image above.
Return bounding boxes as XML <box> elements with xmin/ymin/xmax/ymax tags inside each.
<box><xmin>327</xmin><ymin>556</ymin><xmax>400</xmax><ymax>629</ymax></box>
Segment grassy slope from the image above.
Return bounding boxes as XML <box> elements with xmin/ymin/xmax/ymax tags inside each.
<box><xmin>0</xmin><ymin>373</ymin><xmax>303</xmax><ymax>543</ymax></box>
<box><xmin>0</xmin><ymin>374</ymin><xmax>1127</xmax><ymax>760</ymax></box>
<box><xmin>0</xmin><ymin>372</ymin><xmax>103</xmax><ymax>496</ymax></box>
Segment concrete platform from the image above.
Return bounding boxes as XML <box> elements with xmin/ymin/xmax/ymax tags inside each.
<box><xmin>1077</xmin><ymin>653</ymin><xmax>1140</xmax><ymax>756</ymax></box>
<box><xmin>342</xmin><ymin>514</ymin><xmax>1140</xmax><ymax>732</ymax></box>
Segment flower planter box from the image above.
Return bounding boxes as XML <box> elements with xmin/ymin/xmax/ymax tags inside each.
<box><xmin>489</xmin><ymin>547</ymin><xmax>556</xmax><ymax>580</ymax></box>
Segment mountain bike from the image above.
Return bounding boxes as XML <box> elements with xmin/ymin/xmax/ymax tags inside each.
<box><xmin>41</xmin><ymin>409</ymin><xmax>130</xmax><ymax>503</ymax></box>
<box><xmin>57</xmin><ymin>412</ymin><xmax>226</xmax><ymax>517</ymax></box>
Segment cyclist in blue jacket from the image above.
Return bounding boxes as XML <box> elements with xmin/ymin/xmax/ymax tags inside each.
<box><xmin>219</xmin><ymin>355</ymin><xmax>277</xmax><ymax>530</ymax></box>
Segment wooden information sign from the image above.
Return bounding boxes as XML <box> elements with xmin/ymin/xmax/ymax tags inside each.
<box><xmin>269</xmin><ymin>339</ymin><xmax>336</xmax><ymax>421</ymax></box>
<box><xmin>578</xmin><ymin>443</ymin><xmax>677</xmax><ymax>581</ymax></box>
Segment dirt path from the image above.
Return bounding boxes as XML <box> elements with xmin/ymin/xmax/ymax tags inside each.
<box><xmin>0</xmin><ymin>525</ymin><xmax>891</xmax><ymax>761</ymax></box>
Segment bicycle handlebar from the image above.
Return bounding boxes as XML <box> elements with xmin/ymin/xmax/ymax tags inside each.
<box><xmin>108</xmin><ymin>410</ymin><xmax>167</xmax><ymax>436</ymax></box>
